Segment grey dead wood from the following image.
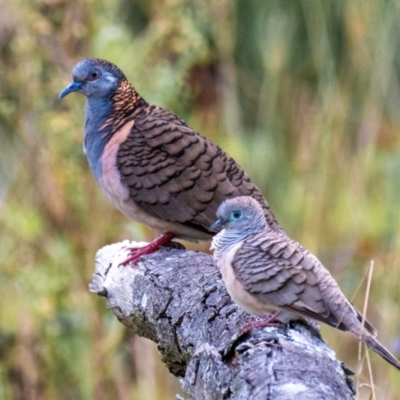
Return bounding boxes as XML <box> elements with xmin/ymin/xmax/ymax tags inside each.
<box><xmin>89</xmin><ymin>241</ymin><xmax>355</xmax><ymax>400</ymax></box>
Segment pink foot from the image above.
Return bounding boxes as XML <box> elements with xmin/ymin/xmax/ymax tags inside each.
<box><xmin>121</xmin><ymin>232</ymin><xmax>177</xmax><ymax>266</ymax></box>
<box><xmin>224</xmin><ymin>311</ymin><xmax>284</xmax><ymax>358</ymax></box>
<box><xmin>240</xmin><ymin>311</ymin><xmax>282</xmax><ymax>335</ymax></box>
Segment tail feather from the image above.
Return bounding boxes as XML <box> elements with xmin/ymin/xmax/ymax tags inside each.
<box><xmin>363</xmin><ymin>333</ymin><xmax>400</xmax><ymax>370</ymax></box>
<box><xmin>355</xmin><ymin>309</ymin><xmax>377</xmax><ymax>336</ymax></box>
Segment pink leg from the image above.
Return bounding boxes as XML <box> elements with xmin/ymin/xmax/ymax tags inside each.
<box><xmin>240</xmin><ymin>311</ymin><xmax>283</xmax><ymax>335</ymax></box>
<box><xmin>121</xmin><ymin>232</ymin><xmax>177</xmax><ymax>266</ymax></box>
<box><xmin>224</xmin><ymin>311</ymin><xmax>284</xmax><ymax>358</ymax></box>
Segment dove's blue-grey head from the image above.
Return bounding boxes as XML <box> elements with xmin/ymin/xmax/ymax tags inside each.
<box><xmin>211</xmin><ymin>196</ymin><xmax>267</xmax><ymax>235</ymax></box>
<box><xmin>210</xmin><ymin>197</ymin><xmax>268</xmax><ymax>256</ymax></box>
<box><xmin>59</xmin><ymin>58</ymin><xmax>126</xmax><ymax>100</ymax></box>
<box><xmin>59</xmin><ymin>59</ymin><xmax>139</xmax><ymax>133</ymax></box>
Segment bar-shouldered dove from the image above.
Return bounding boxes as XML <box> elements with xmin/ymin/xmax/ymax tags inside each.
<box><xmin>211</xmin><ymin>196</ymin><xmax>400</xmax><ymax>370</ymax></box>
<box><xmin>59</xmin><ymin>59</ymin><xmax>283</xmax><ymax>264</ymax></box>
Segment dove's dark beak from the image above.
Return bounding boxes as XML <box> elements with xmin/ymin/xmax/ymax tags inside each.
<box><xmin>59</xmin><ymin>81</ymin><xmax>83</xmax><ymax>99</ymax></box>
<box><xmin>210</xmin><ymin>218</ymin><xmax>224</xmax><ymax>232</ymax></box>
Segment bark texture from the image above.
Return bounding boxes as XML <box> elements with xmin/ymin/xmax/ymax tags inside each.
<box><xmin>89</xmin><ymin>241</ymin><xmax>355</xmax><ymax>400</ymax></box>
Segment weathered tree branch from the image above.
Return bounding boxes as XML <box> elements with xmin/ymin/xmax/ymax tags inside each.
<box><xmin>89</xmin><ymin>241</ymin><xmax>355</xmax><ymax>400</ymax></box>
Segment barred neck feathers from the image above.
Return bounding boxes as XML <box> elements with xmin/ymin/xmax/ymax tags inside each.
<box><xmin>85</xmin><ymin>79</ymin><xmax>142</xmax><ymax>135</ymax></box>
<box><xmin>84</xmin><ymin>80</ymin><xmax>144</xmax><ymax>180</ymax></box>
<box><xmin>96</xmin><ymin>80</ymin><xmax>143</xmax><ymax>134</ymax></box>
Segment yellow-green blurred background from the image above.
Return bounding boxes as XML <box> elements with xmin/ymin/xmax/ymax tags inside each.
<box><xmin>1</xmin><ymin>0</ymin><xmax>400</xmax><ymax>399</ymax></box>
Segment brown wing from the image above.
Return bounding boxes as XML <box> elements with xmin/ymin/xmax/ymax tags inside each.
<box><xmin>117</xmin><ymin>105</ymin><xmax>281</xmax><ymax>234</ymax></box>
<box><xmin>232</xmin><ymin>232</ymin><xmax>376</xmax><ymax>334</ymax></box>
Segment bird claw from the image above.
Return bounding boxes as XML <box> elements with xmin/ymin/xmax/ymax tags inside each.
<box><xmin>223</xmin><ymin>311</ymin><xmax>283</xmax><ymax>359</ymax></box>
<box><xmin>120</xmin><ymin>246</ymin><xmax>153</xmax><ymax>266</ymax></box>
<box><xmin>239</xmin><ymin>311</ymin><xmax>283</xmax><ymax>335</ymax></box>
<box><xmin>120</xmin><ymin>232</ymin><xmax>178</xmax><ymax>266</ymax></box>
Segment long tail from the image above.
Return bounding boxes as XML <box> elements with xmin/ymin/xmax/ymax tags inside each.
<box><xmin>363</xmin><ymin>333</ymin><xmax>400</xmax><ymax>370</ymax></box>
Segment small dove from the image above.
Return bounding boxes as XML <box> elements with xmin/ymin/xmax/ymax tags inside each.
<box><xmin>59</xmin><ymin>58</ymin><xmax>283</xmax><ymax>264</ymax></box>
<box><xmin>211</xmin><ymin>196</ymin><xmax>400</xmax><ymax>370</ymax></box>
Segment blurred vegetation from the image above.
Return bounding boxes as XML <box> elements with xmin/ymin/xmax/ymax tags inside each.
<box><xmin>1</xmin><ymin>0</ymin><xmax>400</xmax><ymax>398</ymax></box>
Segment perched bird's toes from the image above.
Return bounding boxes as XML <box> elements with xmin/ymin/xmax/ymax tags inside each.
<box><xmin>223</xmin><ymin>313</ymin><xmax>284</xmax><ymax>359</ymax></box>
<box><xmin>240</xmin><ymin>312</ymin><xmax>283</xmax><ymax>336</ymax></box>
<box><xmin>120</xmin><ymin>232</ymin><xmax>179</xmax><ymax>266</ymax></box>
<box><xmin>120</xmin><ymin>247</ymin><xmax>149</xmax><ymax>266</ymax></box>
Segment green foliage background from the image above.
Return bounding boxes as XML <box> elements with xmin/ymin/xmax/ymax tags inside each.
<box><xmin>1</xmin><ymin>0</ymin><xmax>400</xmax><ymax>398</ymax></box>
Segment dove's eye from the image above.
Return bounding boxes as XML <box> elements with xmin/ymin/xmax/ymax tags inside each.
<box><xmin>232</xmin><ymin>211</ymin><xmax>242</xmax><ymax>220</ymax></box>
<box><xmin>87</xmin><ymin>69</ymin><xmax>101</xmax><ymax>81</ymax></box>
